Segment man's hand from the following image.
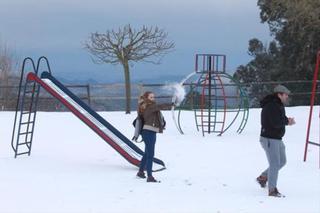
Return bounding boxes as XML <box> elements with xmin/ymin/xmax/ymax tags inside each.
<box><xmin>288</xmin><ymin>117</ymin><xmax>296</xmax><ymax>125</ymax></box>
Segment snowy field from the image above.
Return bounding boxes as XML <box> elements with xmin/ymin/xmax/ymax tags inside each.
<box><xmin>0</xmin><ymin>106</ymin><xmax>319</xmax><ymax>213</ymax></box>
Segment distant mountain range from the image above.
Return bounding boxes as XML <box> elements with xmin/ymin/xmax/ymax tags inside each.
<box><xmin>55</xmin><ymin>74</ymin><xmax>185</xmax><ymax>85</ymax></box>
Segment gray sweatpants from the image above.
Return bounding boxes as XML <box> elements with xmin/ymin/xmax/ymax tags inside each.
<box><xmin>259</xmin><ymin>136</ymin><xmax>287</xmax><ymax>190</ymax></box>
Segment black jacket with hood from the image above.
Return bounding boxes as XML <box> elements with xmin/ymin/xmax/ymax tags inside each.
<box><xmin>260</xmin><ymin>94</ymin><xmax>289</xmax><ymax>140</ymax></box>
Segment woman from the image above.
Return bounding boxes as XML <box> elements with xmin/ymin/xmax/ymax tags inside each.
<box><xmin>136</xmin><ymin>91</ymin><xmax>173</xmax><ymax>182</ymax></box>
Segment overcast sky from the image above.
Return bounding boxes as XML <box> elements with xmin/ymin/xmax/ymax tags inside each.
<box><xmin>1</xmin><ymin>0</ymin><xmax>271</xmax><ymax>83</ymax></box>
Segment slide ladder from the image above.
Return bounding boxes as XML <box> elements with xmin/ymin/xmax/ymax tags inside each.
<box><xmin>11</xmin><ymin>57</ymin><xmax>50</xmax><ymax>157</ymax></box>
<box><xmin>12</xmin><ymin>79</ymin><xmax>40</xmax><ymax>157</ymax></box>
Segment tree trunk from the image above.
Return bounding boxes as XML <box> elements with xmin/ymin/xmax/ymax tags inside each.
<box><xmin>0</xmin><ymin>69</ymin><xmax>9</xmax><ymax>110</ymax></box>
<box><xmin>123</xmin><ymin>60</ymin><xmax>131</xmax><ymax>114</ymax></box>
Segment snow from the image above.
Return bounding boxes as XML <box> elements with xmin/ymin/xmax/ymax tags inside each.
<box><xmin>0</xmin><ymin>106</ymin><xmax>320</xmax><ymax>213</ymax></box>
<box><xmin>163</xmin><ymin>83</ymin><xmax>186</xmax><ymax>106</ymax></box>
<box><xmin>162</xmin><ymin>72</ymin><xmax>196</xmax><ymax>106</ymax></box>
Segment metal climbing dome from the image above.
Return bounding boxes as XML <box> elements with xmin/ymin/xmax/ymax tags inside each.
<box><xmin>175</xmin><ymin>54</ymin><xmax>249</xmax><ymax>136</ymax></box>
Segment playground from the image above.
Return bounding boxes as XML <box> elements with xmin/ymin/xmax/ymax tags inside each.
<box><xmin>0</xmin><ymin>107</ymin><xmax>319</xmax><ymax>212</ymax></box>
<box><xmin>1</xmin><ymin>0</ymin><xmax>319</xmax><ymax>211</ymax></box>
<box><xmin>0</xmin><ymin>55</ymin><xmax>318</xmax><ymax>212</ymax></box>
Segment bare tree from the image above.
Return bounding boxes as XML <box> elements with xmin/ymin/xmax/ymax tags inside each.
<box><xmin>84</xmin><ymin>24</ymin><xmax>175</xmax><ymax>114</ymax></box>
<box><xmin>0</xmin><ymin>42</ymin><xmax>18</xmax><ymax>110</ymax></box>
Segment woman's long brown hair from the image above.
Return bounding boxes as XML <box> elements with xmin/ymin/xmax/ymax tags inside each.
<box><xmin>138</xmin><ymin>91</ymin><xmax>154</xmax><ymax>115</ymax></box>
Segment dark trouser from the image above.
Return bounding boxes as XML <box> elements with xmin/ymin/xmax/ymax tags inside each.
<box><xmin>139</xmin><ymin>129</ymin><xmax>157</xmax><ymax>177</ymax></box>
<box><xmin>259</xmin><ymin>136</ymin><xmax>287</xmax><ymax>190</ymax></box>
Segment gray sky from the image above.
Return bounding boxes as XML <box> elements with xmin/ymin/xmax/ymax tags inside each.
<box><xmin>1</xmin><ymin>0</ymin><xmax>271</xmax><ymax>83</ymax></box>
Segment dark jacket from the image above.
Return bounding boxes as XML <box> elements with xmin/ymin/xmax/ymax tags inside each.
<box><xmin>142</xmin><ymin>102</ymin><xmax>172</xmax><ymax>133</ymax></box>
<box><xmin>260</xmin><ymin>94</ymin><xmax>288</xmax><ymax>139</ymax></box>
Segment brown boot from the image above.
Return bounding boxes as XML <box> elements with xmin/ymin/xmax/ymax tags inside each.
<box><xmin>256</xmin><ymin>175</ymin><xmax>267</xmax><ymax>188</ymax></box>
<box><xmin>269</xmin><ymin>188</ymin><xmax>285</xmax><ymax>197</ymax></box>
<box><xmin>147</xmin><ymin>176</ymin><xmax>159</xmax><ymax>183</ymax></box>
<box><xmin>136</xmin><ymin>170</ymin><xmax>146</xmax><ymax>179</ymax></box>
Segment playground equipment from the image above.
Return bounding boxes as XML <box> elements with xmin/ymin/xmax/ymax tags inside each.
<box><xmin>11</xmin><ymin>57</ymin><xmax>165</xmax><ymax>171</ymax></box>
<box><xmin>174</xmin><ymin>54</ymin><xmax>249</xmax><ymax>136</ymax></box>
<box><xmin>304</xmin><ymin>51</ymin><xmax>320</xmax><ymax>167</ymax></box>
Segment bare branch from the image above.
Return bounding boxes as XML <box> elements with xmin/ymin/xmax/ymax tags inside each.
<box><xmin>84</xmin><ymin>24</ymin><xmax>175</xmax><ymax>66</ymax></box>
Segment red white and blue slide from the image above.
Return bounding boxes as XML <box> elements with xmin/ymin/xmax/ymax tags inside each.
<box><xmin>26</xmin><ymin>71</ymin><xmax>166</xmax><ymax>172</ymax></box>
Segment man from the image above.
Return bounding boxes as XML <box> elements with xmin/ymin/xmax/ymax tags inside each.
<box><xmin>256</xmin><ymin>85</ymin><xmax>296</xmax><ymax>197</ymax></box>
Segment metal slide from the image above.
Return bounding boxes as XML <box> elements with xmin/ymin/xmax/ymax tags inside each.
<box><xmin>26</xmin><ymin>71</ymin><xmax>166</xmax><ymax>171</ymax></box>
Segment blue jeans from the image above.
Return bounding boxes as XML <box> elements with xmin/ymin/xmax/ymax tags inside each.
<box><xmin>259</xmin><ymin>136</ymin><xmax>287</xmax><ymax>190</ymax></box>
<box><xmin>139</xmin><ymin>129</ymin><xmax>157</xmax><ymax>177</ymax></box>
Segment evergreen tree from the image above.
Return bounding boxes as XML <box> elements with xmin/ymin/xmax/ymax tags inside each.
<box><xmin>234</xmin><ymin>0</ymin><xmax>320</xmax><ymax>106</ymax></box>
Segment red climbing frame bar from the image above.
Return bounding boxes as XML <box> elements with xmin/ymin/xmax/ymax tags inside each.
<box><xmin>304</xmin><ymin>51</ymin><xmax>320</xmax><ymax>168</ymax></box>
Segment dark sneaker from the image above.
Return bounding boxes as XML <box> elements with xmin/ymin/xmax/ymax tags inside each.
<box><xmin>256</xmin><ymin>175</ymin><xmax>267</xmax><ymax>188</ymax></box>
<box><xmin>269</xmin><ymin>188</ymin><xmax>285</xmax><ymax>197</ymax></box>
<box><xmin>147</xmin><ymin>176</ymin><xmax>159</xmax><ymax>183</ymax></box>
<box><xmin>136</xmin><ymin>171</ymin><xmax>146</xmax><ymax>179</ymax></box>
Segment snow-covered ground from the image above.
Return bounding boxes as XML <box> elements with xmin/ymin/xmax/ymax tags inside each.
<box><xmin>0</xmin><ymin>106</ymin><xmax>319</xmax><ymax>213</ymax></box>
